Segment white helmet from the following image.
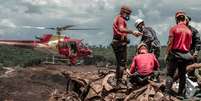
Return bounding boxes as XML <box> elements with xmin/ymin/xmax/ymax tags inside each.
<box><xmin>135</xmin><ymin>19</ymin><xmax>144</xmax><ymax>28</ymax></box>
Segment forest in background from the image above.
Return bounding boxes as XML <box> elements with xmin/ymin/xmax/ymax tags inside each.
<box><xmin>0</xmin><ymin>45</ymin><xmax>200</xmax><ymax>68</ymax></box>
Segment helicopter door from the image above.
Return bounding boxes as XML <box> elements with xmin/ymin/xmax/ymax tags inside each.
<box><xmin>78</xmin><ymin>42</ymin><xmax>87</xmax><ymax>56</ymax></box>
<box><xmin>58</xmin><ymin>42</ymin><xmax>69</xmax><ymax>56</ymax></box>
<box><xmin>69</xmin><ymin>42</ymin><xmax>77</xmax><ymax>55</ymax></box>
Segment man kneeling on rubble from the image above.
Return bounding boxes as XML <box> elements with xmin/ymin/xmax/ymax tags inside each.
<box><xmin>127</xmin><ymin>43</ymin><xmax>160</xmax><ymax>88</ymax></box>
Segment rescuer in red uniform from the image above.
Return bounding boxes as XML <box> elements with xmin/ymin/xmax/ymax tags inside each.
<box><xmin>112</xmin><ymin>5</ymin><xmax>142</xmax><ymax>87</ymax></box>
<box><xmin>165</xmin><ymin>11</ymin><xmax>193</xmax><ymax>97</ymax></box>
<box><xmin>127</xmin><ymin>43</ymin><xmax>160</xmax><ymax>88</ymax></box>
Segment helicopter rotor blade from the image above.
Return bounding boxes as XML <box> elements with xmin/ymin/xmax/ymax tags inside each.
<box><xmin>62</xmin><ymin>25</ymin><xmax>76</xmax><ymax>30</ymax></box>
<box><xmin>15</xmin><ymin>25</ymin><xmax>99</xmax><ymax>31</ymax></box>
<box><xmin>66</xmin><ymin>28</ymin><xmax>99</xmax><ymax>30</ymax></box>
<box><xmin>21</xmin><ymin>26</ymin><xmax>47</xmax><ymax>30</ymax></box>
<box><xmin>46</xmin><ymin>27</ymin><xmax>56</xmax><ymax>30</ymax></box>
<box><xmin>44</xmin><ymin>25</ymin><xmax>76</xmax><ymax>31</ymax></box>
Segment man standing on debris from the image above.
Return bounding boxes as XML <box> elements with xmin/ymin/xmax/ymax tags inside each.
<box><xmin>165</xmin><ymin>11</ymin><xmax>193</xmax><ymax>97</ymax></box>
<box><xmin>134</xmin><ymin>19</ymin><xmax>161</xmax><ymax>58</ymax></box>
<box><xmin>112</xmin><ymin>5</ymin><xmax>142</xmax><ymax>87</ymax></box>
<box><xmin>186</xmin><ymin>16</ymin><xmax>201</xmax><ymax>61</ymax></box>
<box><xmin>127</xmin><ymin>43</ymin><xmax>160</xmax><ymax>87</ymax></box>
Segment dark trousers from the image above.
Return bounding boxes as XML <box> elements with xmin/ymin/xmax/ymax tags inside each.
<box><xmin>150</xmin><ymin>46</ymin><xmax>160</xmax><ymax>59</ymax></box>
<box><xmin>128</xmin><ymin>71</ymin><xmax>159</xmax><ymax>86</ymax></box>
<box><xmin>165</xmin><ymin>55</ymin><xmax>191</xmax><ymax>96</ymax></box>
<box><xmin>128</xmin><ymin>72</ymin><xmax>149</xmax><ymax>86</ymax></box>
<box><xmin>112</xmin><ymin>41</ymin><xmax>127</xmax><ymax>85</ymax></box>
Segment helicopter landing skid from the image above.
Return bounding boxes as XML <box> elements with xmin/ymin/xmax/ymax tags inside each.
<box><xmin>42</xmin><ymin>55</ymin><xmax>70</xmax><ymax>65</ymax></box>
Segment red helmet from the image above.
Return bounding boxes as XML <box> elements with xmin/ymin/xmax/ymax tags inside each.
<box><xmin>175</xmin><ymin>10</ymin><xmax>185</xmax><ymax>18</ymax></box>
<box><xmin>120</xmin><ymin>5</ymin><xmax>132</xmax><ymax>14</ymax></box>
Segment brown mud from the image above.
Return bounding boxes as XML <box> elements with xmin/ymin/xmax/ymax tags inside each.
<box><xmin>0</xmin><ymin>65</ymin><xmax>200</xmax><ymax>101</ymax></box>
<box><xmin>0</xmin><ymin>65</ymin><xmax>98</xmax><ymax>101</ymax></box>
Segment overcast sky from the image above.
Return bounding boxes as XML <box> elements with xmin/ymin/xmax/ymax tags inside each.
<box><xmin>0</xmin><ymin>0</ymin><xmax>201</xmax><ymax>46</ymax></box>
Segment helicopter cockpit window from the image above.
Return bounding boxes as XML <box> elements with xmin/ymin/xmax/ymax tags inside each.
<box><xmin>70</xmin><ymin>42</ymin><xmax>77</xmax><ymax>54</ymax></box>
<box><xmin>79</xmin><ymin>42</ymin><xmax>87</xmax><ymax>48</ymax></box>
<box><xmin>58</xmin><ymin>42</ymin><xmax>68</xmax><ymax>48</ymax></box>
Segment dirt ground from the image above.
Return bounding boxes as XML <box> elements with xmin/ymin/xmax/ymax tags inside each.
<box><xmin>0</xmin><ymin>65</ymin><xmax>200</xmax><ymax>101</ymax></box>
<box><xmin>0</xmin><ymin>65</ymin><xmax>99</xmax><ymax>101</ymax></box>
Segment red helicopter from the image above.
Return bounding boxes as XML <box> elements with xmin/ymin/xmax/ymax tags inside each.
<box><xmin>0</xmin><ymin>25</ymin><xmax>96</xmax><ymax>65</ymax></box>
